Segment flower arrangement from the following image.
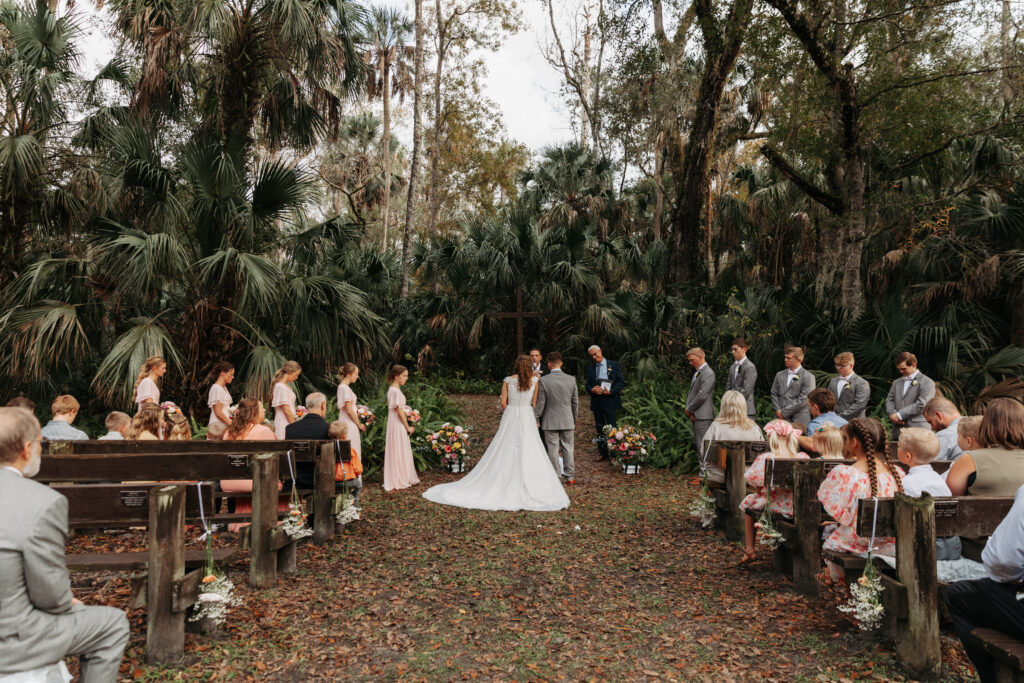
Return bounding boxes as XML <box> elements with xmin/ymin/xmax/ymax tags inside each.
<box><xmin>295</xmin><ymin>406</ymin><xmax>308</xmax><ymax>419</ymax></box>
<box><xmin>404</xmin><ymin>406</ymin><xmax>422</xmax><ymax>424</ymax></box>
<box><xmin>754</xmin><ymin>501</ymin><xmax>784</xmax><ymax>550</ymax></box>
<box><xmin>280</xmin><ymin>490</ymin><xmax>313</xmax><ymax>540</ymax></box>
<box><xmin>160</xmin><ymin>401</ymin><xmax>181</xmax><ymax>415</ymax></box>
<box><xmin>687</xmin><ymin>476</ymin><xmax>716</xmax><ymax>519</ymax></box>
<box><xmin>601</xmin><ymin>423</ymin><xmax>656</xmax><ymax>466</ymax></box>
<box><xmin>426</xmin><ymin>422</ymin><xmax>471</xmax><ymax>466</ymax></box>
<box><xmin>190</xmin><ymin>538</ymin><xmax>240</xmax><ymax>627</ymax></box>
<box><xmin>838</xmin><ymin>555</ymin><xmax>885</xmax><ymax>630</ymax></box>
<box><xmin>356</xmin><ymin>405</ymin><xmax>375</xmax><ymax>426</ymax></box>
<box><xmin>334</xmin><ymin>488</ymin><xmax>360</xmax><ymax>526</ymax></box>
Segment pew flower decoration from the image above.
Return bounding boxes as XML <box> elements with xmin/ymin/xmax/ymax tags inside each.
<box><xmin>427</xmin><ymin>423</ymin><xmax>471</xmax><ymax>466</ymax></box>
<box><xmin>334</xmin><ymin>488</ymin><xmax>360</xmax><ymax>526</ymax></box>
<box><xmin>404</xmin><ymin>406</ymin><xmax>422</xmax><ymax>425</ymax></box>
<box><xmin>281</xmin><ymin>490</ymin><xmax>313</xmax><ymax>540</ymax></box>
<box><xmin>601</xmin><ymin>424</ymin><xmax>656</xmax><ymax>466</ymax></box>
<box><xmin>356</xmin><ymin>405</ymin><xmax>375</xmax><ymax>426</ymax></box>
<box><xmin>687</xmin><ymin>475</ymin><xmax>716</xmax><ymax>520</ymax></box>
<box><xmin>838</xmin><ymin>554</ymin><xmax>885</xmax><ymax>630</ymax></box>
<box><xmin>190</xmin><ymin>540</ymin><xmax>240</xmax><ymax>626</ymax></box>
<box><xmin>754</xmin><ymin>500</ymin><xmax>784</xmax><ymax>550</ymax></box>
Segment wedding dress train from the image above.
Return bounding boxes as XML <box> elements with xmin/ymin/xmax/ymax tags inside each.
<box><xmin>422</xmin><ymin>376</ymin><xmax>570</xmax><ymax>512</ymax></box>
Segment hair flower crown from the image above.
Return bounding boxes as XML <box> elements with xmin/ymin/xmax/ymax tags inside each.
<box><xmin>764</xmin><ymin>420</ymin><xmax>801</xmax><ymax>438</ymax></box>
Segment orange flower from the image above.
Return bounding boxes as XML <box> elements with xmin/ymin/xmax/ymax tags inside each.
<box><xmin>202</xmin><ymin>574</ymin><xmax>218</xmax><ymax>583</ymax></box>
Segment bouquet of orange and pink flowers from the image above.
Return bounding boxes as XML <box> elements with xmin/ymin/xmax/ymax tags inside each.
<box><xmin>602</xmin><ymin>423</ymin><xmax>656</xmax><ymax>465</ymax></box>
<box><xmin>426</xmin><ymin>422</ymin><xmax>470</xmax><ymax>465</ymax></box>
<box><xmin>403</xmin><ymin>406</ymin><xmax>422</xmax><ymax>424</ymax></box>
<box><xmin>356</xmin><ymin>405</ymin><xmax>375</xmax><ymax>425</ymax></box>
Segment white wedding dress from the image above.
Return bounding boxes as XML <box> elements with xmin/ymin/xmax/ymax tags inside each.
<box><xmin>422</xmin><ymin>376</ymin><xmax>570</xmax><ymax>512</ymax></box>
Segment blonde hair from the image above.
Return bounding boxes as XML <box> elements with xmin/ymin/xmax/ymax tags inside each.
<box><xmin>270</xmin><ymin>361</ymin><xmax>302</xmax><ymax>392</ymax></box>
<box><xmin>328</xmin><ymin>420</ymin><xmax>348</xmax><ymax>440</ymax></box>
<box><xmin>104</xmin><ymin>411</ymin><xmax>131</xmax><ymax>432</ymax></box>
<box><xmin>785</xmin><ymin>345</ymin><xmax>805</xmax><ymax>361</ymax></box>
<box><xmin>133</xmin><ymin>356</ymin><xmax>165</xmax><ymax>397</ymax></box>
<box><xmin>206</xmin><ymin>422</ymin><xmax>227</xmax><ymax>440</ymax></box>
<box><xmin>127</xmin><ymin>403</ymin><xmax>163</xmax><ymax>439</ymax></box>
<box><xmin>51</xmin><ymin>394</ymin><xmax>80</xmax><ymax>415</ymax></box>
<box><xmin>165</xmin><ymin>412</ymin><xmax>191</xmax><ymax>441</ymax></box>
<box><xmin>812</xmin><ymin>423</ymin><xmax>844</xmax><ymax>459</ymax></box>
<box><xmin>958</xmin><ymin>416</ymin><xmax>983</xmax><ymax>443</ymax></box>
<box><xmin>899</xmin><ymin>427</ymin><xmax>940</xmax><ymax>464</ymax></box>
<box><xmin>765</xmin><ymin>419</ymin><xmax>800</xmax><ymax>457</ymax></box>
<box><xmin>715</xmin><ymin>391</ymin><xmax>754</xmax><ymax>430</ymax></box>
<box><xmin>686</xmin><ymin>347</ymin><xmax>705</xmax><ymax>360</ymax></box>
<box><xmin>833</xmin><ymin>351</ymin><xmax>854</xmax><ymax>365</ymax></box>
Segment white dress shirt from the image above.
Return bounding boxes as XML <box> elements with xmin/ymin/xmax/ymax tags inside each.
<box><xmin>983</xmin><ymin>484</ymin><xmax>1024</xmax><ymax>583</ymax></box>
<box><xmin>836</xmin><ymin>372</ymin><xmax>853</xmax><ymax>396</ymax></box>
<box><xmin>787</xmin><ymin>366</ymin><xmax>802</xmax><ymax>387</ymax></box>
<box><xmin>903</xmin><ymin>464</ymin><xmax>952</xmax><ymax>498</ymax></box>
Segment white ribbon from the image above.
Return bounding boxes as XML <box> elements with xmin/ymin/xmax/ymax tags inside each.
<box><xmin>868</xmin><ymin>496</ymin><xmax>880</xmax><ymax>554</ymax></box>
<box><xmin>195</xmin><ymin>481</ymin><xmax>211</xmax><ymax>542</ymax></box>
<box><xmin>285</xmin><ymin>449</ymin><xmax>296</xmax><ymax>487</ymax></box>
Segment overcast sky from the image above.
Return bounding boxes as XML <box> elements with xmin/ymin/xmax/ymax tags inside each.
<box><xmin>76</xmin><ymin>0</ymin><xmax>576</xmax><ymax>153</ymax></box>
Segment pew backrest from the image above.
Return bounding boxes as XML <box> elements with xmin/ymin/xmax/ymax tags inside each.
<box><xmin>855</xmin><ymin>495</ymin><xmax>1015</xmax><ymax>538</ymax></box>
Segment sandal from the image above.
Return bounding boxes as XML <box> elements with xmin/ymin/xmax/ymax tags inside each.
<box><xmin>738</xmin><ymin>549</ymin><xmax>758</xmax><ymax>565</ymax></box>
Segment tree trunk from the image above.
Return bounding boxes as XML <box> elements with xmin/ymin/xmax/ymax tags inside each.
<box><xmin>381</xmin><ymin>60</ymin><xmax>392</xmax><ymax>250</ymax></box>
<box><xmin>427</xmin><ymin>0</ymin><xmax>444</xmax><ymax>235</ymax></box>
<box><xmin>667</xmin><ymin>0</ymin><xmax>752</xmax><ymax>285</ymax></box>
<box><xmin>401</xmin><ymin>0</ymin><xmax>425</xmax><ymax>298</ymax></box>
<box><xmin>581</xmin><ymin>3</ymin><xmax>592</xmax><ymax>148</ymax></box>
<box><xmin>653</xmin><ymin>136</ymin><xmax>664</xmax><ymax>241</ymax></box>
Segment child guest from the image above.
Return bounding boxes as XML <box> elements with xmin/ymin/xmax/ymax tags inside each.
<box><xmin>812</xmin><ymin>423</ymin><xmax>844</xmax><ymax>460</ymax></box>
<box><xmin>329</xmin><ymin>421</ymin><xmax>363</xmax><ymax>506</ymax></box>
<box><xmin>897</xmin><ymin>428</ymin><xmax>961</xmax><ymax>560</ymax></box>
<box><xmin>98</xmin><ymin>411</ymin><xmax>131</xmax><ymax>440</ymax></box>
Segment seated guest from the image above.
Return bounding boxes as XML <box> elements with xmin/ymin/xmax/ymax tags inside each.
<box><xmin>957</xmin><ymin>415</ymin><xmax>983</xmax><ymax>454</ymax></box>
<box><xmin>923</xmin><ymin>396</ymin><xmax>965</xmax><ymax>462</ymax></box>
<box><xmin>40</xmin><ymin>395</ymin><xmax>89</xmax><ymax>440</ymax></box>
<box><xmin>812</xmin><ymin>423</ymin><xmax>844</xmax><ymax>459</ymax></box>
<box><xmin>738</xmin><ymin>420</ymin><xmax>808</xmax><ymax>565</ymax></box>
<box><xmin>97</xmin><ymin>411</ymin><xmax>131</xmax><ymax>440</ymax></box>
<box><xmin>898</xmin><ymin>428</ymin><xmax>961</xmax><ymax>560</ymax></box>
<box><xmin>285</xmin><ymin>393</ymin><xmax>330</xmax><ymax>489</ymax></box>
<box><xmin>0</xmin><ymin>407</ymin><xmax>130</xmax><ymax>681</ymax></box>
<box><xmin>947</xmin><ymin>483</ymin><xmax>1024</xmax><ymax>683</ymax></box>
<box><xmin>206</xmin><ymin>422</ymin><xmax>227</xmax><ymax>440</ymax></box>
<box><xmin>700</xmin><ymin>390</ymin><xmax>763</xmax><ymax>486</ymax></box>
<box><xmin>5</xmin><ymin>396</ymin><xmax>35</xmax><ymax>411</ymax></box>
<box><xmin>817</xmin><ymin>418</ymin><xmax>905</xmax><ymax>585</ymax></box>
<box><xmin>799</xmin><ymin>388</ymin><xmax>848</xmax><ymax>452</ymax></box>
<box><xmin>164</xmin><ymin>411</ymin><xmax>192</xmax><ymax>441</ymax></box>
<box><xmin>126</xmin><ymin>404</ymin><xmax>163</xmax><ymax>440</ymax></box>
<box><xmin>221</xmin><ymin>399</ymin><xmax>281</xmax><ymax>530</ymax></box>
<box><xmin>329</xmin><ymin>421</ymin><xmax>363</xmax><ymax>507</ymax></box>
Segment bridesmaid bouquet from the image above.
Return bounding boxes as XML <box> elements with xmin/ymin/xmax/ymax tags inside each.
<box><xmin>356</xmin><ymin>405</ymin><xmax>375</xmax><ymax>425</ymax></box>
<box><xmin>427</xmin><ymin>423</ymin><xmax>471</xmax><ymax>465</ymax></box>
<box><xmin>602</xmin><ymin>424</ymin><xmax>656</xmax><ymax>466</ymax></box>
<box><xmin>403</xmin><ymin>406</ymin><xmax>422</xmax><ymax>424</ymax></box>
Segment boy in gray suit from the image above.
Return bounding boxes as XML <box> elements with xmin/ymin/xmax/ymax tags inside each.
<box><xmin>885</xmin><ymin>351</ymin><xmax>936</xmax><ymax>440</ymax></box>
<box><xmin>0</xmin><ymin>407</ymin><xmax>129</xmax><ymax>682</ymax></box>
<box><xmin>725</xmin><ymin>337</ymin><xmax>757</xmax><ymax>418</ymax></box>
<box><xmin>535</xmin><ymin>352</ymin><xmax>579</xmax><ymax>484</ymax></box>
<box><xmin>770</xmin><ymin>346</ymin><xmax>816</xmax><ymax>425</ymax></box>
<box><xmin>685</xmin><ymin>348</ymin><xmax>716</xmax><ymax>455</ymax></box>
<box><xmin>828</xmin><ymin>351</ymin><xmax>870</xmax><ymax>420</ymax></box>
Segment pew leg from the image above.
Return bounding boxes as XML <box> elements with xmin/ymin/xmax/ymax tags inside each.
<box><xmin>277</xmin><ymin>541</ymin><xmax>297</xmax><ymax>574</ymax></box>
<box><xmin>146</xmin><ymin>487</ymin><xmax>186</xmax><ymax>666</ymax></box>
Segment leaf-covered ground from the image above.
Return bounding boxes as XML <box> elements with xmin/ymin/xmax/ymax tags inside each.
<box><xmin>70</xmin><ymin>394</ymin><xmax>978</xmax><ymax>681</ymax></box>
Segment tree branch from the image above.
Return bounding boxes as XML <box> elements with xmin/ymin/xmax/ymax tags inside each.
<box><xmin>760</xmin><ymin>145</ymin><xmax>844</xmax><ymax>215</ymax></box>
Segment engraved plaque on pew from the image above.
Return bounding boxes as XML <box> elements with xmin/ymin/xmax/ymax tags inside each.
<box><xmin>934</xmin><ymin>500</ymin><xmax>958</xmax><ymax>518</ymax></box>
<box><xmin>750</xmin><ymin>442</ymin><xmax>768</xmax><ymax>454</ymax></box>
<box><xmin>120</xmin><ymin>490</ymin><xmax>148</xmax><ymax>507</ymax></box>
<box><xmin>228</xmin><ymin>454</ymin><xmax>249</xmax><ymax>469</ymax></box>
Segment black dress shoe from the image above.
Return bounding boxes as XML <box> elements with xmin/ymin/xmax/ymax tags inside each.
<box><xmin>594</xmin><ymin>456</ymin><xmax>608</xmax><ymax>462</ymax></box>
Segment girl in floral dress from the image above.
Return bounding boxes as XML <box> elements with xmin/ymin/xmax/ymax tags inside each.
<box><xmin>739</xmin><ymin>420</ymin><xmax>809</xmax><ymax>564</ymax></box>
<box><xmin>817</xmin><ymin>417</ymin><xmax>905</xmax><ymax>585</ymax></box>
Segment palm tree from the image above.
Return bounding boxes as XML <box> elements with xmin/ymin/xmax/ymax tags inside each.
<box><xmin>364</xmin><ymin>6</ymin><xmax>414</xmax><ymax>249</ymax></box>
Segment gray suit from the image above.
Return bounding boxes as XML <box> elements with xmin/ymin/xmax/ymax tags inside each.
<box><xmin>0</xmin><ymin>469</ymin><xmax>129</xmax><ymax>681</ymax></box>
<box><xmin>687</xmin><ymin>364</ymin><xmax>716</xmax><ymax>454</ymax></box>
<box><xmin>725</xmin><ymin>358</ymin><xmax>757</xmax><ymax>417</ymax></box>
<box><xmin>884</xmin><ymin>371</ymin><xmax>936</xmax><ymax>440</ymax></box>
<box><xmin>828</xmin><ymin>373</ymin><xmax>870</xmax><ymax>420</ymax></box>
<box><xmin>771</xmin><ymin>368</ymin><xmax>816</xmax><ymax>425</ymax></box>
<box><xmin>535</xmin><ymin>370</ymin><xmax>579</xmax><ymax>480</ymax></box>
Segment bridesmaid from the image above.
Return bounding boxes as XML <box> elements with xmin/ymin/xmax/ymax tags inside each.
<box><xmin>208</xmin><ymin>361</ymin><xmax>234</xmax><ymax>427</ymax></box>
<box><xmin>383</xmin><ymin>364</ymin><xmax>420</xmax><ymax>491</ymax></box>
<box><xmin>133</xmin><ymin>356</ymin><xmax>166</xmax><ymax>411</ymax></box>
<box><xmin>337</xmin><ymin>363</ymin><xmax>365</xmax><ymax>458</ymax></box>
<box><xmin>270</xmin><ymin>360</ymin><xmax>301</xmax><ymax>439</ymax></box>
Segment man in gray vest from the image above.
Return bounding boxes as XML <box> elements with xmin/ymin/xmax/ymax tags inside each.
<box><xmin>770</xmin><ymin>345</ymin><xmax>815</xmax><ymax>425</ymax></box>
<box><xmin>685</xmin><ymin>348</ymin><xmax>716</xmax><ymax>456</ymax></box>
<box><xmin>725</xmin><ymin>337</ymin><xmax>757</xmax><ymax>418</ymax></box>
<box><xmin>828</xmin><ymin>351</ymin><xmax>870</xmax><ymax>420</ymax></box>
<box><xmin>0</xmin><ymin>407</ymin><xmax>129</xmax><ymax>682</ymax></box>
<box><xmin>885</xmin><ymin>351</ymin><xmax>936</xmax><ymax>441</ymax></box>
<box><xmin>535</xmin><ymin>352</ymin><xmax>579</xmax><ymax>484</ymax></box>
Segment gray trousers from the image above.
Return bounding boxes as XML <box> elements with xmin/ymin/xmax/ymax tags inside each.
<box><xmin>543</xmin><ymin>429</ymin><xmax>575</xmax><ymax>480</ymax></box>
<box><xmin>68</xmin><ymin>604</ymin><xmax>130</xmax><ymax>683</ymax></box>
<box><xmin>693</xmin><ymin>419</ymin><xmax>712</xmax><ymax>458</ymax></box>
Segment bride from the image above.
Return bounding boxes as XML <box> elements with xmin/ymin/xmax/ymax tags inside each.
<box><xmin>422</xmin><ymin>355</ymin><xmax>570</xmax><ymax>512</ymax></box>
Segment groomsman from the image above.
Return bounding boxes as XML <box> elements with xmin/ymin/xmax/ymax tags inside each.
<box><xmin>885</xmin><ymin>351</ymin><xmax>936</xmax><ymax>440</ymax></box>
<box><xmin>529</xmin><ymin>348</ymin><xmax>549</xmax><ymax>377</ymax></box>
<box><xmin>770</xmin><ymin>346</ymin><xmax>815</xmax><ymax>425</ymax></box>
<box><xmin>725</xmin><ymin>337</ymin><xmax>757</xmax><ymax>418</ymax></box>
<box><xmin>827</xmin><ymin>352</ymin><xmax>870</xmax><ymax>420</ymax></box>
<box><xmin>685</xmin><ymin>348</ymin><xmax>716</xmax><ymax>456</ymax></box>
<box><xmin>586</xmin><ymin>345</ymin><xmax>625</xmax><ymax>461</ymax></box>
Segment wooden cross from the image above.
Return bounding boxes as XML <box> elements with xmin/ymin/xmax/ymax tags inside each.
<box><xmin>485</xmin><ymin>286</ymin><xmax>547</xmax><ymax>355</ymax></box>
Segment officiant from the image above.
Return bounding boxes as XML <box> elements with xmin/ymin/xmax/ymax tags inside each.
<box><xmin>529</xmin><ymin>348</ymin><xmax>549</xmax><ymax>377</ymax></box>
<box><xmin>586</xmin><ymin>345</ymin><xmax>625</xmax><ymax>461</ymax></box>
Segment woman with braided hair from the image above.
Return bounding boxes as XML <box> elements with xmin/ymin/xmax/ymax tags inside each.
<box><xmin>816</xmin><ymin>417</ymin><xmax>905</xmax><ymax>585</ymax></box>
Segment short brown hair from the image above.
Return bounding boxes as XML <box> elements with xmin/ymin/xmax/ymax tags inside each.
<box><xmin>338</xmin><ymin>362</ymin><xmax>358</xmax><ymax>380</ymax></box>
<box><xmin>732</xmin><ymin>338</ymin><xmax>748</xmax><ymax>349</ymax></box>
<box><xmin>833</xmin><ymin>352</ymin><xmax>854</xmax><ymax>365</ymax></box>
<box><xmin>5</xmin><ymin>396</ymin><xmax>35</xmax><ymax>411</ymax></box>
<box><xmin>895</xmin><ymin>351</ymin><xmax>918</xmax><ymax>367</ymax></box>
<box><xmin>105</xmin><ymin>411</ymin><xmax>131</xmax><ymax>431</ymax></box>
<box><xmin>51</xmin><ymin>395</ymin><xmax>80</xmax><ymax>415</ymax></box>
<box><xmin>958</xmin><ymin>416</ymin><xmax>982</xmax><ymax>442</ymax></box>
<box><xmin>0</xmin><ymin>407</ymin><xmax>40</xmax><ymax>464</ymax></box>
<box><xmin>899</xmin><ymin>428</ymin><xmax>941</xmax><ymax>464</ymax></box>
<box><xmin>328</xmin><ymin>420</ymin><xmax>348</xmax><ymax>440</ymax></box>
<box><xmin>979</xmin><ymin>399</ymin><xmax>1024</xmax><ymax>450</ymax></box>
<box><xmin>546</xmin><ymin>351</ymin><xmax>562</xmax><ymax>364</ymax></box>
<box><xmin>785</xmin><ymin>345</ymin><xmax>805</xmax><ymax>361</ymax></box>
<box><xmin>808</xmin><ymin>388</ymin><xmax>836</xmax><ymax>413</ymax></box>
<box><xmin>923</xmin><ymin>396</ymin><xmax>958</xmax><ymax>417</ymax></box>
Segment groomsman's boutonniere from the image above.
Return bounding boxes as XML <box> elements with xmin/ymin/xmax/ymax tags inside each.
<box><xmin>793</xmin><ymin>374</ymin><xmax>800</xmax><ymax>381</ymax></box>
<box><xmin>911</xmin><ymin>380</ymin><xmax>919</xmax><ymax>387</ymax></box>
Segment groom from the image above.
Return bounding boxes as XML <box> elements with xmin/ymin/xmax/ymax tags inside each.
<box><xmin>535</xmin><ymin>352</ymin><xmax>578</xmax><ymax>484</ymax></box>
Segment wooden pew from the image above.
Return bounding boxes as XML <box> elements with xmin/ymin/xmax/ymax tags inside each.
<box><xmin>705</xmin><ymin>440</ymin><xmax>767</xmax><ymax>540</ymax></box>
<box><xmin>851</xmin><ymin>494</ymin><xmax>1015</xmax><ymax>678</ymax></box>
